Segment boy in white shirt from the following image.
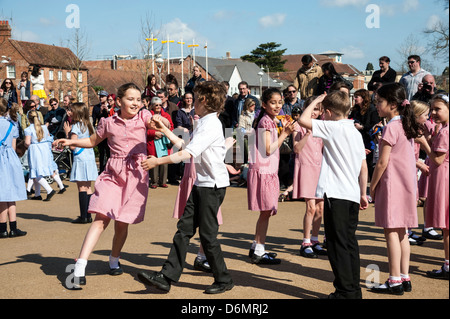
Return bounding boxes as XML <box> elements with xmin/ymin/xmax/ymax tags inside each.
<box><xmin>299</xmin><ymin>91</ymin><xmax>369</xmax><ymax>299</ymax></box>
<box><xmin>138</xmin><ymin>81</ymin><xmax>233</xmax><ymax>294</ymax></box>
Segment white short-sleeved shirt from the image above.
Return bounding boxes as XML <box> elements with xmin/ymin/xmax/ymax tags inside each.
<box><xmin>185</xmin><ymin>112</ymin><xmax>230</xmax><ymax>188</ymax></box>
<box><xmin>312</xmin><ymin>119</ymin><xmax>366</xmax><ymax>204</ymax></box>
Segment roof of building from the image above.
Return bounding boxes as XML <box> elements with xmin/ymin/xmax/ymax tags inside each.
<box><xmin>193</xmin><ymin>56</ymin><xmax>282</xmax><ymax>87</ymax></box>
<box><xmin>9</xmin><ymin>39</ymin><xmax>88</xmax><ymax>70</ymax></box>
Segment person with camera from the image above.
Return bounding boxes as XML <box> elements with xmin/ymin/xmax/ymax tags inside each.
<box><xmin>412</xmin><ymin>75</ymin><xmax>446</xmax><ymax>104</ymax></box>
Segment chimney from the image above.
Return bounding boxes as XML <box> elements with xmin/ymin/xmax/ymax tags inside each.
<box><xmin>226</xmin><ymin>52</ymin><xmax>231</xmax><ymax>59</ymax></box>
<box><xmin>0</xmin><ymin>20</ymin><xmax>12</xmax><ymax>40</ymax></box>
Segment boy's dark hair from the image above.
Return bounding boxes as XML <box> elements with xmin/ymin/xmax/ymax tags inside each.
<box><xmin>322</xmin><ymin>90</ymin><xmax>351</xmax><ymax>117</ymax></box>
<box><xmin>193</xmin><ymin>81</ymin><xmax>226</xmax><ymax>113</ymax></box>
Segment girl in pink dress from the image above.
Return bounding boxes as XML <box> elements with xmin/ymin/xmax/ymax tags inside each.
<box><xmin>292</xmin><ymin>97</ymin><xmax>325</xmax><ymax>258</ymax></box>
<box><xmin>370</xmin><ymin>83</ymin><xmax>420</xmax><ymax>295</ymax></box>
<box><xmin>247</xmin><ymin>88</ymin><xmax>295</xmax><ymax>265</ymax></box>
<box><xmin>54</xmin><ymin>83</ymin><xmax>153</xmax><ymax>289</ymax></box>
<box><xmin>418</xmin><ymin>94</ymin><xmax>449</xmax><ymax>279</ymax></box>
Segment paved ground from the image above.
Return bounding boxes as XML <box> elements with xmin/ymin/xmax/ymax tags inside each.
<box><xmin>1</xmin><ymin>181</ymin><xmax>448</xmax><ymax>304</ymax></box>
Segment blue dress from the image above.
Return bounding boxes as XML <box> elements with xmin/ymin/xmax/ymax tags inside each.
<box><xmin>0</xmin><ymin>117</ymin><xmax>27</xmax><ymax>202</ymax></box>
<box><xmin>24</xmin><ymin>124</ymin><xmax>57</xmax><ymax>179</ymax></box>
<box><xmin>70</xmin><ymin>123</ymin><xmax>98</xmax><ymax>182</ymax></box>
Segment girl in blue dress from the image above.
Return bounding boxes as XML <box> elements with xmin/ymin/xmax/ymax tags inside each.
<box><xmin>24</xmin><ymin>110</ymin><xmax>65</xmax><ymax>201</ymax></box>
<box><xmin>0</xmin><ymin>100</ymin><xmax>27</xmax><ymax>238</ymax></box>
<box><xmin>67</xmin><ymin>103</ymin><xmax>98</xmax><ymax>223</ymax></box>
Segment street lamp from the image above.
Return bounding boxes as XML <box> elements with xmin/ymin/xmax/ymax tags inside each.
<box><xmin>161</xmin><ymin>35</ymin><xmax>174</xmax><ymax>74</ymax></box>
<box><xmin>258</xmin><ymin>71</ymin><xmax>264</xmax><ymax>97</ymax></box>
<box><xmin>145</xmin><ymin>34</ymin><xmax>158</xmax><ymax>74</ymax></box>
<box><xmin>155</xmin><ymin>56</ymin><xmax>164</xmax><ymax>87</ymax></box>
<box><xmin>178</xmin><ymin>39</ymin><xmax>185</xmax><ymax>94</ymax></box>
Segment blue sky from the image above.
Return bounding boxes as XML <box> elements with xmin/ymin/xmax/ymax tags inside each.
<box><xmin>1</xmin><ymin>0</ymin><xmax>448</xmax><ymax>74</ymax></box>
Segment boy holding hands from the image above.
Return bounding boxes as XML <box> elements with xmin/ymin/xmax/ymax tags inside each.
<box><xmin>138</xmin><ymin>81</ymin><xmax>233</xmax><ymax>294</ymax></box>
<box><xmin>299</xmin><ymin>91</ymin><xmax>369</xmax><ymax>299</ymax></box>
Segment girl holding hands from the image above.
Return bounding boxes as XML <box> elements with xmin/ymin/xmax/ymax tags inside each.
<box><xmin>292</xmin><ymin>96</ymin><xmax>326</xmax><ymax>258</ymax></box>
<box><xmin>247</xmin><ymin>88</ymin><xmax>296</xmax><ymax>265</ymax></box>
<box><xmin>53</xmin><ymin>83</ymin><xmax>153</xmax><ymax>289</ymax></box>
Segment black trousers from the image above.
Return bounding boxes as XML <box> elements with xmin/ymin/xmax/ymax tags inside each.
<box><xmin>324</xmin><ymin>194</ymin><xmax>362</xmax><ymax>299</ymax></box>
<box><xmin>162</xmin><ymin>186</ymin><xmax>232</xmax><ymax>284</ymax></box>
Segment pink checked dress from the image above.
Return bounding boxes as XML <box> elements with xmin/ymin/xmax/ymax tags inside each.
<box><xmin>247</xmin><ymin>114</ymin><xmax>280</xmax><ymax>215</ymax></box>
<box><xmin>88</xmin><ymin>110</ymin><xmax>152</xmax><ymax>224</ymax></box>
<box><xmin>374</xmin><ymin>117</ymin><xmax>418</xmax><ymax>228</ymax></box>
<box><xmin>425</xmin><ymin>124</ymin><xmax>449</xmax><ymax>230</ymax></box>
<box><xmin>172</xmin><ymin>160</ymin><xmax>223</xmax><ymax>224</ymax></box>
<box><xmin>292</xmin><ymin>125</ymin><xmax>323</xmax><ymax>200</ymax></box>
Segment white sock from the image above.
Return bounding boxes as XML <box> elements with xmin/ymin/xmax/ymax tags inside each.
<box><xmin>27</xmin><ymin>180</ymin><xmax>33</xmax><ymax>192</ymax></box>
<box><xmin>196</xmin><ymin>252</ymin><xmax>206</xmax><ymax>261</ymax></box>
<box><xmin>36</xmin><ymin>177</ymin><xmax>53</xmax><ymax>193</ymax></box>
<box><xmin>74</xmin><ymin>258</ymin><xmax>87</xmax><ymax>277</ymax></box>
<box><xmin>302</xmin><ymin>238</ymin><xmax>311</xmax><ymax>245</ymax></box>
<box><xmin>444</xmin><ymin>260</ymin><xmax>449</xmax><ymax>272</ymax></box>
<box><xmin>109</xmin><ymin>255</ymin><xmax>120</xmax><ymax>269</ymax></box>
<box><xmin>311</xmin><ymin>236</ymin><xmax>319</xmax><ymax>242</ymax></box>
<box><xmin>251</xmin><ymin>240</ymin><xmax>257</xmax><ymax>250</ymax></box>
<box><xmin>401</xmin><ymin>273</ymin><xmax>410</xmax><ymax>281</ymax></box>
<box><xmin>254</xmin><ymin>243</ymin><xmax>265</xmax><ymax>256</ymax></box>
<box><xmin>388</xmin><ymin>276</ymin><xmax>402</xmax><ymax>287</ymax></box>
<box><xmin>424</xmin><ymin>227</ymin><xmax>433</xmax><ymax>232</ymax></box>
<box><xmin>53</xmin><ymin>172</ymin><xmax>64</xmax><ymax>190</ymax></box>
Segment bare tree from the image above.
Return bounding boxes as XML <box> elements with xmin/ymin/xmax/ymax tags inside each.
<box><xmin>395</xmin><ymin>34</ymin><xmax>427</xmax><ymax>73</ymax></box>
<box><xmin>423</xmin><ymin>1</ymin><xmax>449</xmax><ymax>63</ymax></box>
<box><xmin>137</xmin><ymin>12</ymin><xmax>163</xmax><ymax>91</ymax></box>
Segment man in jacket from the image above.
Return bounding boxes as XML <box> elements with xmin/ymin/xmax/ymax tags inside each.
<box><xmin>294</xmin><ymin>55</ymin><xmax>323</xmax><ymax>100</ymax></box>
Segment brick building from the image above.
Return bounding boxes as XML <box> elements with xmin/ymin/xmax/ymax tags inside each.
<box><xmin>0</xmin><ymin>20</ymin><xmax>89</xmax><ymax>106</ymax></box>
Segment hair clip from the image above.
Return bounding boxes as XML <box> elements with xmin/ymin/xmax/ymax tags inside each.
<box><xmin>437</xmin><ymin>94</ymin><xmax>449</xmax><ymax>103</ymax></box>
<box><xmin>401</xmin><ymin>99</ymin><xmax>410</xmax><ymax>107</ymax></box>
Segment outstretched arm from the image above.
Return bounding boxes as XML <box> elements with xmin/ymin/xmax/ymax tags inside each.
<box><xmin>53</xmin><ymin>133</ymin><xmax>104</xmax><ymax>149</ymax></box>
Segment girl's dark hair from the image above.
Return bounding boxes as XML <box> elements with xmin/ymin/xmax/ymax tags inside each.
<box><xmin>353</xmin><ymin>89</ymin><xmax>371</xmax><ymax>114</ymax></box>
<box><xmin>321</xmin><ymin>62</ymin><xmax>339</xmax><ymax>77</ymax></box>
<box><xmin>376</xmin><ymin>83</ymin><xmax>419</xmax><ymax>140</ymax></box>
<box><xmin>117</xmin><ymin>83</ymin><xmax>141</xmax><ymax>99</ymax></box>
<box><xmin>253</xmin><ymin>88</ymin><xmax>281</xmax><ymax>129</ymax></box>
<box><xmin>1</xmin><ymin>78</ymin><xmax>16</xmax><ymax>91</ymax></box>
<box><xmin>0</xmin><ymin>99</ymin><xmax>18</xmax><ymax>122</ymax></box>
<box><xmin>31</xmin><ymin>65</ymin><xmax>41</xmax><ymax>78</ymax></box>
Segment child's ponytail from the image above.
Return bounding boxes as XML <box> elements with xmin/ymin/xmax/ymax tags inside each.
<box><xmin>377</xmin><ymin>83</ymin><xmax>419</xmax><ymax>140</ymax></box>
<box><xmin>28</xmin><ymin>110</ymin><xmax>44</xmax><ymax>142</ymax></box>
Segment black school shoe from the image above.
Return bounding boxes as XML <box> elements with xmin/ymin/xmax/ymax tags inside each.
<box><xmin>9</xmin><ymin>229</ymin><xmax>27</xmax><ymax>238</ymax></box>
<box><xmin>43</xmin><ymin>190</ymin><xmax>56</xmax><ymax>202</ymax></box>
<box><xmin>371</xmin><ymin>280</ymin><xmax>404</xmax><ymax>295</ymax></box>
<box><xmin>109</xmin><ymin>263</ymin><xmax>123</xmax><ymax>276</ymax></box>
<box><xmin>300</xmin><ymin>245</ymin><xmax>318</xmax><ymax>258</ymax></box>
<box><xmin>194</xmin><ymin>258</ymin><xmax>212</xmax><ymax>273</ymax></box>
<box><xmin>422</xmin><ymin>229</ymin><xmax>443</xmax><ymax>240</ymax></box>
<box><xmin>426</xmin><ymin>266</ymin><xmax>449</xmax><ymax>279</ymax></box>
<box><xmin>251</xmin><ymin>253</ymin><xmax>281</xmax><ymax>265</ymax></box>
<box><xmin>137</xmin><ymin>271</ymin><xmax>171</xmax><ymax>292</ymax></box>
<box><xmin>248</xmin><ymin>249</ymin><xmax>277</xmax><ymax>258</ymax></box>
<box><xmin>204</xmin><ymin>281</ymin><xmax>234</xmax><ymax>294</ymax></box>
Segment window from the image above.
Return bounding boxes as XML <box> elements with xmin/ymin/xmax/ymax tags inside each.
<box><xmin>59</xmin><ymin>91</ymin><xmax>64</xmax><ymax>102</ymax></box>
<box><xmin>77</xmin><ymin>72</ymin><xmax>82</xmax><ymax>83</ymax></box>
<box><xmin>6</xmin><ymin>65</ymin><xmax>16</xmax><ymax>78</ymax></box>
<box><xmin>58</xmin><ymin>71</ymin><xmax>63</xmax><ymax>81</ymax></box>
<box><xmin>49</xmin><ymin>70</ymin><xmax>54</xmax><ymax>81</ymax></box>
<box><xmin>77</xmin><ymin>91</ymin><xmax>83</xmax><ymax>102</ymax></box>
<box><xmin>66</xmin><ymin>71</ymin><xmax>71</xmax><ymax>81</ymax></box>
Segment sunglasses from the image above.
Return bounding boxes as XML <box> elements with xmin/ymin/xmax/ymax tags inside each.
<box><xmin>288</xmin><ymin>90</ymin><xmax>296</xmax><ymax>93</ymax></box>
<box><xmin>407</xmin><ymin>60</ymin><xmax>416</xmax><ymax>64</ymax></box>
<box><xmin>4</xmin><ymin>82</ymin><xmax>11</xmax><ymax>84</ymax></box>
<box><xmin>51</xmin><ymin>103</ymin><xmax>58</xmax><ymax>106</ymax></box>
